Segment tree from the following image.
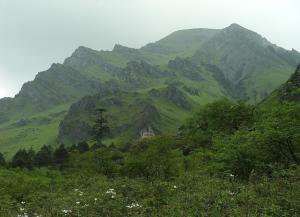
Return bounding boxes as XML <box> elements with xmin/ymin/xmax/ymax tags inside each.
<box><xmin>11</xmin><ymin>149</ymin><xmax>34</xmax><ymax>169</ymax></box>
<box><xmin>92</xmin><ymin>108</ymin><xmax>110</xmax><ymax>145</ymax></box>
<box><xmin>124</xmin><ymin>135</ymin><xmax>182</xmax><ymax>180</ymax></box>
<box><xmin>179</xmin><ymin>99</ymin><xmax>255</xmax><ymax>150</ymax></box>
<box><xmin>214</xmin><ymin>103</ymin><xmax>300</xmax><ymax>179</ymax></box>
<box><xmin>77</xmin><ymin>141</ymin><xmax>89</xmax><ymax>153</ymax></box>
<box><xmin>54</xmin><ymin>144</ymin><xmax>69</xmax><ymax>165</ymax></box>
<box><xmin>0</xmin><ymin>152</ymin><xmax>6</xmax><ymax>167</ymax></box>
<box><xmin>34</xmin><ymin>145</ymin><xmax>53</xmax><ymax>167</ymax></box>
<box><xmin>257</xmin><ymin>103</ymin><xmax>300</xmax><ymax>165</ymax></box>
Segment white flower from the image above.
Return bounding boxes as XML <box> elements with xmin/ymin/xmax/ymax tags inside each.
<box><xmin>94</xmin><ymin>198</ymin><xmax>98</xmax><ymax>201</ymax></box>
<box><xmin>76</xmin><ymin>201</ymin><xmax>80</xmax><ymax>205</ymax></box>
<box><xmin>21</xmin><ymin>201</ymin><xmax>26</xmax><ymax>205</ymax></box>
<box><xmin>173</xmin><ymin>185</ymin><xmax>177</xmax><ymax>189</ymax></box>
<box><xmin>62</xmin><ymin>209</ymin><xmax>72</xmax><ymax>214</ymax></box>
<box><xmin>126</xmin><ymin>202</ymin><xmax>141</xmax><ymax>209</ymax></box>
<box><xmin>230</xmin><ymin>174</ymin><xmax>234</xmax><ymax>177</ymax></box>
<box><xmin>20</xmin><ymin>208</ymin><xmax>25</xmax><ymax>211</ymax></box>
<box><xmin>228</xmin><ymin>191</ymin><xmax>234</xmax><ymax>196</ymax></box>
<box><xmin>106</xmin><ymin>189</ymin><xmax>116</xmax><ymax>195</ymax></box>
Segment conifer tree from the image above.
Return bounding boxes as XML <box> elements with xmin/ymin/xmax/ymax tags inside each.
<box><xmin>54</xmin><ymin>144</ymin><xmax>69</xmax><ymax>165</ymax></box>
<box><xmin>92</xmin><ymin>108</ymin><xmax>110</xmax><ymax>145</ymax></box>
<box><xmin>35</xmin><ymin>145</ymin><xmax>53</xmax><ymax>167</ymax></box>
<box><xmin>0</xmin><ymin>152</ymin><xmax>6</xmax><ymax>167</ymax></box>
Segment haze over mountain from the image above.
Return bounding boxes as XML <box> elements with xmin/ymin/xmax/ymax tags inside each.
<box><xmin>1</xmin><ymin>0</ymin><xmax>300</xmax><ymax>98</ymax></box>
<box><xmin>0</xmin><ymin>24</ymin><xmax>299</xmax><ymax>155</ymax></box>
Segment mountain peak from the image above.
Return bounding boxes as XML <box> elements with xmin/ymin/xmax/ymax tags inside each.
<box><xmin>113</xmin><ymin>44</ymin><xmax>137</xmax><ymax>53</ymax></box>
<box><xmin>227</xmin><ymin>23</ymin><xmax>244</xmax><ymax>29</ymax></box>
<box><xmin>289</xmin><ymin>63</ymin><xmax>300</xmax><ymax>86</ymax></box>
<box><xmin>71</xmin><ymin>46</ymin><xmax>96</xmax><ymax>57</ymax></box>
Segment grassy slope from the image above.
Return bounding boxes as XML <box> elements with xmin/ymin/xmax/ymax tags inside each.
<box><xmin>0</xmin><ymin>28</ymin><xmax>222</xmax><ymax>156</ymax></box>
<box><xmin>1</xmin><ymin>25</ymin><xmax>298</xmax><ymax>156</ymax></box>
<box><xmin>0</xmin><ymin>104</ymin><xmax>70</xmax><ymax>157</ymax></box>
<box><xmin>59</xmin><ymin>67</ymin><xmax>227</xmax><ymax>146</ymax></box>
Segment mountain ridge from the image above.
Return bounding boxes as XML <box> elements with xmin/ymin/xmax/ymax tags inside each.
<box><xmin>0</xmin><ymin>23</ymin><xmax>299</xmax><ymax>155</ymax></box>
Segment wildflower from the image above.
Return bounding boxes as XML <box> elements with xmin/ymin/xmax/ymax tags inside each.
<box><xmin>111</xmin><ymin>195</ymin><xmax>115</xmax><ymax>199</ymax></box>
<box><xmin>20</xmin><ymin>208</ymin><xmax>25</xmax><ymax>211</ymax></box>
<box><xmin>228</xmin><ymin>191</ymin><xmax>234</xmax><ymax>196</ymax></box>
<box><xmin>21</xmin><ymin>201</ymin><xmax>26</xmax><ymax>205</ymax></box>
<box><xmin>126</xmin><ymin>202</ymin><xmax>141</xmax><ymax>209</ymax></box>
<box><xmin>106</xmin><ymin>188</ymin><xmax>116</xmax><ymax>195</ymax></box>
<box><xmin>94</xmin><ymin>198</ymin><xmax>98</xmax><ymax>201</ymax></box>
<box><xmin>76</xmin><ymin>201</ymin><xmax>80</xmax><ymax>205</ymax></box>
<box><xmin>62</xmin><ymin>209</ymin><xmax>72</xmax><ymax>214</ymax></box>
<box><xmin>230</xmin><ymin>174</ymin><xmax>234</xmax><ymax>178</ymax></box>
<box><xmin>173</xmin><ymin>185</ymin><xmax>177</xmax><ymax>189</ymax></box>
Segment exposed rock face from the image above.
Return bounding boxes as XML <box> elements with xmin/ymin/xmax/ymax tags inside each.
<box><xmin>182</xmin><ymin>85</ymin><xmax>200</xmax><ymax>96</ymax></box>
<box><xmin>280</xmin><ymin>64</ymin><xmax>300</xmax><ymax>101</ymax></box>
<box><xmin>192</xmin><ymin>24</ymin><xmax>300</xmax><ymax>101</ymax></box>
<box><xmin>134</xmin><ymin>104</ymin><xmax>161</xmax><ymax>138</ymax></box>
<box><xmin>15</xmin><ymin>63</ymin><xmax>104</xmax><ymax>111</ymax></box>
<box><xmin>163</xmin><ymin>85</ymin><xmax>191</xmax><ymax>110</ymax></box>
<box><xmin>2</xmin><ymin>24</ymin><xmax>300</xmax><ymax>151</ymax></box>
<box><xmin>57</xmin><ymin>94</ymin><xmax>100</xmax><ymax>143</ymax></box>
<box><xmin>64</xmin><ymin>46</ymin><xmax>109</xmax><ymax>70</ymax></box>
<box><xmin>289</xmin><ymin>64</ymin><xmax>300</xmax><ymax>87</ymax></box>
<box><xmin>168</xmin><ymin>57</ymin><xmax>203</xmax><ymax>81</ymax></box>
<box><xmin>203</xmin><ymin>64</ymin><xmax>247</xmax><ymax>99</ymax></box>
<box><xmin>123</xmin><ymin>61</ymin><xmax>164</xmax><ymax>78</ymax></box>
<box><xmin>115</xmin><ymin>61</ymin><xmax>171</xmax><ymax>88</ymax></box>
<box><xmin>113</xmin><ymin>44</ymin><xmax>139</xmax><ymax>54</ymax></box>
<box><xmin>58</xmin><ymin>93</ymin><xmax>163</xmax><ymax>143</ymax></box>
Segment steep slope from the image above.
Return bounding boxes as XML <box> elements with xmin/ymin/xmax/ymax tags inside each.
<box><xmin>261</xmin><ymin>64</ymin><xmax>300</xmax><ymax>107</ymax></box>
<box><xmin>141</xmin><ymin>28</ymin><xmax>220</xmax><ymax>59</ymax></box>
<box><xmin>0</xmin><ymin>63</ymin><xmax>104</xmax><ymax>123</ymax></box>
<box><xmin>58</xmin><ymin>60</ymin><xmax>227</xmax><ymax>145</ymax></box>
<box><xmin>0</xmin><ymin>24</ymin><xmax>299</xmax><ymax>155</ymax></box>
<box><xmin>192</xmin><ymin>24</ymin><xmax>300</xmax><ymax>101</ymax></box>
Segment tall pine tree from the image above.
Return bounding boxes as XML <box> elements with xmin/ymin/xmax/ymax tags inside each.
<box><xmin>0</xmin><ymin>152</ymin><xmax>6</xmax><ymax>167</ymax></box>
<box><xmin>92</xmin><ymin>108</ymin><xmax>110</xmax><ymax>146</ymax></box>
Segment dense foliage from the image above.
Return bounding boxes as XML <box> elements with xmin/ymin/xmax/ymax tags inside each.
<box><xmin>1</xmin><ymin>99</ymin><xmax>300</xmax><ymax>216</ymax></box>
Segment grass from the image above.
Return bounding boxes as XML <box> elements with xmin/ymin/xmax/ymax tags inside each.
<box><xmin>0</xmin><ymin>104</ymin><xmax>70</xmax><ymax>158</ymax></box>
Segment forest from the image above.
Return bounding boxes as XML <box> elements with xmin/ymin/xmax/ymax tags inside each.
<box><xmin>0</xmin><ymin>98</ymin><xmax>299</xmax><ymax>217</ymax></box>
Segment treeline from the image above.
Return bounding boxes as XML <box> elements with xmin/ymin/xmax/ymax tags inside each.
<box><xmin>1</xmin><ymin>99</ymin><xmax>300</xmax><ymax>181</ymax></box>
<box><xmin>0</xmin><ymin>142</ymin><xmax>90</xmax><ymax>169</ymax></box>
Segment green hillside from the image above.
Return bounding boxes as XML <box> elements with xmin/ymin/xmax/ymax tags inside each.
<box><xmin>192</xmin><ymin>24</ymin><xmax>300</xmax><ymax>101</ymax></box>
<box><xmin>0</xmin><ymin>24</ymin><xmax>299</xmax><ymax>156</ymax></box>
<box><xmin>260</xmin><ymin>63</ymin><xmax>300</xmax><ymax>108</ymax></box>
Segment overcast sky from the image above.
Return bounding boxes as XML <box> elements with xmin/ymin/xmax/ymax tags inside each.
<box><xmin>0</xmin><ymin>0</ymin><xmax>300</xmax><ymax>98</ymax></box>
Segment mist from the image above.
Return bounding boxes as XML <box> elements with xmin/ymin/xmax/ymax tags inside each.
<box><xmin>0</xmin><ymin>0</ymin><xmax>300</xmax><ymax>98</ymax></box>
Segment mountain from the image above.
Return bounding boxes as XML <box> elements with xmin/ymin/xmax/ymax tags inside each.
<box><xmin>0</xmin><ymin>24</ymin><xmax>299</xmax><ymax>155</ymax></box>
<box><xmin>141</xmin><ymin>28</ymin><xmax>220</xmax><ymax>58</ymax></box>
<box><xmin>191</xmin><ymin>23</ymin><xmax>300</xmax><ymax>101</ymax></box>
<box><xmin>261</xmin><ymin>63</ymin><xmax>300</xmax><ymax>107</ymax></box>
